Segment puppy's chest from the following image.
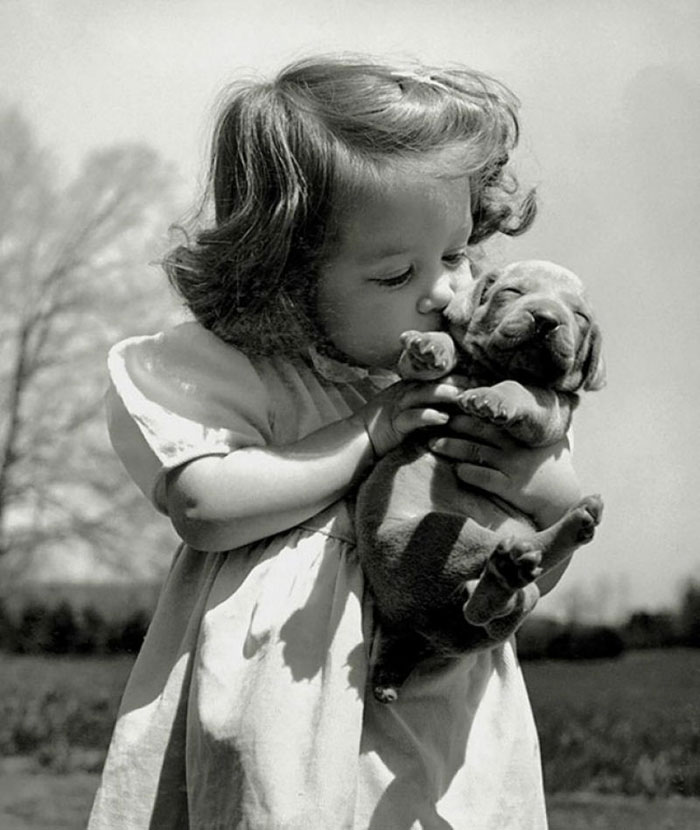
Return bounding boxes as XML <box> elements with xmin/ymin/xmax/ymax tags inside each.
<box><xmin>387</xmin><ymin>449</ymin><xmax>534</xmax><ymax>535</ymax></box>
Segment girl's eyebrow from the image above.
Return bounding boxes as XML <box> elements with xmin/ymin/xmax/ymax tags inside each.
<box><xmin>357</xmin><ymin>228</ymin><xmax>472</xmax><ymax>264</ymax></box>
<box><xmin>358</xmin><ymin>245</ymin><xmax>410</xmax><ymax>263</ymax></box>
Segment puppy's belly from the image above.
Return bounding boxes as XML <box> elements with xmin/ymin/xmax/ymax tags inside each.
<box><xmin>369</xmin><ymin>448</ymin><xmax>533</xmax><ymax>538</ymax></box>
<box><xmin>356</xmin><ymin>445</ymin><xmax>540</xmax><ymax>641</ymax></box>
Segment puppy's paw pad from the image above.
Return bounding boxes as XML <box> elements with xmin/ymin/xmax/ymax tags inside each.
<box><xmin>400</xmin><ymin>332</ymin><xmax>451</xmax><ymax>373</ymax></box>
<box><xmin>490</xmin><ymin>537</ymin><xmax>543</xmax><ymax>589</ymax></box>
<box><xmin>460</xmin><ymin>390</ymin><xmax>513</xmax><ymax>424</ymax></box>
<box><xmin>572</xmin><ymin>494</ymin><xmax>604</xmax><ymax>542</ymax></box>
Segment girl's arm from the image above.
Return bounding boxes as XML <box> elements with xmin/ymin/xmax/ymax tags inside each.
<box><xmin>166</xmin><ymin>378</ymin><xmax>465</xmax><ymax>552</ymax></box>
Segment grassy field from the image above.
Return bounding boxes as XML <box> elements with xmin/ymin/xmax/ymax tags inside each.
<box><xmin>1</xmin><ymin>649</ymin><xmax>699</xmax><ymax>828</ymax></box>
<box><xmin>524</xmin><ymin>649</ymin><xmax>700</xmax><ymax>797</ymax></box>
<box><xmin>0</xmin><ymin>653</ymin><xmax>133</xmax><ymax>771</ymax></box>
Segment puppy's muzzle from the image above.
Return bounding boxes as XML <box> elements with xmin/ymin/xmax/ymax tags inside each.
<box><xmin>531</xmin><ymin>307</ymin><xmax>563</xmax><ymax>335</ymax></box>
<box><xmin>497</xmin><ymin>302</ymin><xmax>574</xmax><ymax>353</ymax></box>
<box><xmin>488</xmin><ymin>301</ymin><xmax>581</xmax><ymax>385</ymax></box>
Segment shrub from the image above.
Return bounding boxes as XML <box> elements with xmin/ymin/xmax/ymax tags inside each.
<box><xmin>14</xmin><ymin>603</ymin><xmax>54</xmax><ymax>654</ymax></box>
<box><xmin>0</xmin><ymin>597</ymin><xmax>11</xmax><ymax>649</ymax></box>
<box><xmin>0</xmin><ymin>598</ymin><xmax>154</xmax><ymax>655</ymax></box>
<box><xmin>45</xmin><ymin>601</ymin><xmax>80</xmax><ymax>654</ymax></box>
<box><xmin>546</xmin><ymin>624</ymin><xmax>626</xmax><ymax>661</ymax></box>
<box><xmin>106</xmin><ymin>610</ymin><xmax>150</xmax><ymax>654</ymax></box>
<box><xmin>622</xmin><ymin>610</ymin><xmax>679</xmax><ymax>649</ymax></box>
<box><xmin>73</xmin><ymin>605</ymin><xmax>110</xmax><ymax>654</ymax></box>
<box><xmin>679</xmin><ymin>582</ymin><xmax>700</xmax><ymax>647</ymax></box>
<box><xmin>518</xmin><ymin>618</ymin><xmax>626</xmax><ymax>661</ymax></box>
<box><xmin>516</xmin><ymin>616</ymin><xmax>565</xmax><ymax>660</ymax></box>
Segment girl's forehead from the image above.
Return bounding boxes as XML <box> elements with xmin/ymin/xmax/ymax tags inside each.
<box><xmin>324</xmin><ymin>146</ymin><xmax>473</xmax><ymax>257</ymax></box>
<box><xmin>332</xmin><ymin>169</ymin><xmax>473</xmax><ymax>258</ymax></box>
<box><xmin>339</xmin><ymin>149</ymin><xmax>471</xmax><ymax>211</ymax></box>
<box><xmin>375</xmin><ymin>146</ymin><xmax>471</xmax><ymax>184</ymax></box>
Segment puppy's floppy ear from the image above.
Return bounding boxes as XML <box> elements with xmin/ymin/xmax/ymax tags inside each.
<box><xmin>445</xmin><ymin>268</ymin><xmax>502</xmax><ymax>325</ymax></box>
<box><xmin>581</xmin><ymin>322</ymin><xmax>606</xmax><ymax>391</ymax></box>
<box><xmin>472</xmin><ymin>269</ymin><xmax>500</xmax><ymax>306</ymax></box>
<box><xmin>447</xmin><ymin>268</ymin><xmax>500</xmax><ymax>320</ymax></box>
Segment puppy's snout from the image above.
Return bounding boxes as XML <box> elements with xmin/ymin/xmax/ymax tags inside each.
<box><xmin>532</xmin><ymin>308</ymin><xmax>562</xmax><ymax>332</ymax></box>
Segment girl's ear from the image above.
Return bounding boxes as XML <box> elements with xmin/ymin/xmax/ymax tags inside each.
<box><xmin>582</xmin><ymin>323</ymin><xmax>606</xmax><ymax>391</ymax></box>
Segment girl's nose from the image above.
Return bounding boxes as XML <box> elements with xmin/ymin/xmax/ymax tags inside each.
<box><xmin>417</xmin><ymin>273</ymin><xmax>455</xmax><ymax>314</ymax></box>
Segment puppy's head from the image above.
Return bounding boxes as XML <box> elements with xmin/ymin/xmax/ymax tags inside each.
<box><xmin>446</xmin><ymin>260</ymin><xmax>605</xmax><ymax>392</ymax></box>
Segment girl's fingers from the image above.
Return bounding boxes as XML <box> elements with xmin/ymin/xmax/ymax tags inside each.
<box><xmin>395</xmin><ymin>408</ymin><xmax>450</xmax><ymax>435</ymax></box>
<box><xmin>398</xmin><ymin>380</ymin><xmax>466</xmax><ymax>408</ymax></box>
<box><xmin>440</xmin><ymin>373</ymin><xmax>473</xmax><ymax>389</ymax></box>
<box><xmin>447</xmin><ymin>414</ymin><xmax>515</xmax><ymax>448</ymax></box>
<box><xmin>429</xmin><ymin>437</ymin><xmax>496</xmax><ymax>467</ymax></box>
<box><xmin>455</xmin><ymin>463</ymin><xmax>510</xmax><ymax>491</ymax></box>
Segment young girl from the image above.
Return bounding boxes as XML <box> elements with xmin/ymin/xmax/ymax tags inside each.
<box><xmin>89</xmin><ymin>56</ymin><xmax>581</xmax><ymax>830</ymax></box>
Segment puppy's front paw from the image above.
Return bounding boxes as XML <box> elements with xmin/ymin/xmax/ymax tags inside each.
<box><xmin>459</xmin><ymin>387</ymin><xmax>516</xmax><ymax>425</ymax></box>
<box><xmin>459</xmin><ymin>380</ymin><xmax>532</xmax><ymax>427</ymax></box>
<box><xmin>398</xmin><ymin>331</ymin><xmax>456</xmax><ymax>380</ymax></box>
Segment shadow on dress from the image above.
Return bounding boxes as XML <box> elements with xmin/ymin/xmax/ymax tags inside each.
<box><xmin>275</xmin><ymin>533</ymin><xmax>366</xmax><ymax>695</ymax></box>
<box><xmin>361</xmin><ymin>651</ymin><xmax>491</xmax><ymax>830</ymax></box>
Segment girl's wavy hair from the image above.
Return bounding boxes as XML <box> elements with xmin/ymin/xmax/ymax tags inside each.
<box><xmin>164</xmin><ymin>55</ymin><xmax>537</xmax><ymax>356</ymax></box>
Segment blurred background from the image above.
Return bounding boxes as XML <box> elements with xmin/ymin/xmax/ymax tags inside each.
<box><xmin>1</xmin><ymin>1</ymin><xmax>699</xmax><ymax>828</ymax></box>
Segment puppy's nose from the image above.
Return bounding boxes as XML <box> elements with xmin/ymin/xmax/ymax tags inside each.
<box><xmin>532</xmin><ymin>308</ymin><xmax>561</xmax><ymax>332</ymax></box>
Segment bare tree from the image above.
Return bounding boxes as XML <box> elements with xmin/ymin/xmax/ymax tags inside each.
<box><xmin>0</xmin><ymin>108</ymin><xmax>182</xmax><ymax>580</ymax></box>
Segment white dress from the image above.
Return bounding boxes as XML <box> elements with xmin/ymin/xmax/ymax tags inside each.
<box><xmin>88</xmin><ymin>321</ymin><xmax>547</xmax><ymax>830</ymax></box>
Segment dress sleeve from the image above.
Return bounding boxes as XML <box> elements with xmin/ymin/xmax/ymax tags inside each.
<box><xmin>106</xmin><ymin>322</ymin><xmax>272</xmax><ymax>513</ymax></box>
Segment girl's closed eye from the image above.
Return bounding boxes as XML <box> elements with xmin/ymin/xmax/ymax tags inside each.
<box><xmin>370</xmin><ymin>268</ymin><xmax>413</xmax><ymax>289</ymax></box>
<box><xmin>442</xmin><ymin>249</ymin><xmax>470</xmax><ymax>267</ymax></box>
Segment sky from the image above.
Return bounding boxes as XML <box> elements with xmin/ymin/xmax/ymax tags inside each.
<box><xmin>3</xmin><ymin>0</ymin><xmax>700</xmax><ymax>619</ymax></box>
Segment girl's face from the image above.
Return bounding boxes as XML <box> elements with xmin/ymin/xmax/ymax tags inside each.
<box><xmin>316</xmin><ymin>158</ymin><xmax>474</xmax><ymax>368</ymax></box>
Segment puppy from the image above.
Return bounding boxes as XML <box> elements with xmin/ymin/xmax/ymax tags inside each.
<box><xmin>355</xmin><ymin>260</ymin><xmax>605</xmax><ymax>703</ymax></box>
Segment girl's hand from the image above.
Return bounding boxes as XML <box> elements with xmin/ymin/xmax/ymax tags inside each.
<box><xmin>429</xmin><ymin>412</ymin><xmax>582</xmax><ymax>528</ymax></box>
<box><xmin>356</xmin><ymin>378</ymin><xmax>466</xmax><ymax>458</ymax></box>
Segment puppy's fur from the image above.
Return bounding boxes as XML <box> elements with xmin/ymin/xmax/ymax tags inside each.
<box><xmin>356</xmin><ymin>260</ymin><xmax>605</xmax><ymax>703</ymax></box>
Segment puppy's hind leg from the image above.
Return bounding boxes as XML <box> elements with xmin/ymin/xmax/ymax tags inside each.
<box><xmin>481</xmin><ymin>584</ymin><xmax>541</xmax><ymax>643</ymax></box>
<box><xmin>531</xmin><ymin>493</ymin><xmax>604</xmax><ymax>574</ymax></box>
<box><xmin>463</xmin><ymin>495</ymin><xmax>603</xmax><ymax>628</ymax></box>
<box><xmin>463</xmin><ymin>537</ymin><xmax>543</xmax><ymax>626</ymax></box>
